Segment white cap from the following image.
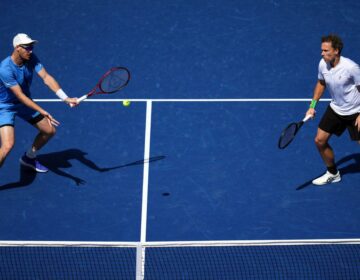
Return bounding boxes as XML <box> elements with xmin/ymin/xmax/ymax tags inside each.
<box><xmin>13</xmin><ymin>33</ymin><xmax>38</xmax><ymax>48</ymax></box>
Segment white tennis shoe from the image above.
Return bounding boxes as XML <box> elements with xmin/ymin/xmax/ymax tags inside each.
<box><xmin>312</xmin><ymin>171</ymin><xmax>341</xmax><ymax>186</ymax></box>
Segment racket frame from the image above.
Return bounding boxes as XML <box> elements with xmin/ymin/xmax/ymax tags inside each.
<box><xmin>77</xmin><ymin>67</ymin><xmax>130</xmax><ymax>103</ymax></box>
<box><xmin>278</xmin><ymin>114</ymin><xmax>312</xmax><ymax>149</ymax></box>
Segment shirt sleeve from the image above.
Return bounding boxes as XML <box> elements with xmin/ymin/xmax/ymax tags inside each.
<box><xmin>349</xmin><ymin>64</ymin><xmax>360</xmax><ymax>86</ymax></box>
<box><xmin>0</xmin><ymin>66</ymin><xmax>18</xmax><ymax>88</ymax></box>
<box><xmin>30</xmin><ymin>54</ymin><xmax>44</xmax><ymax>73</ymax></box>
<box><xmin>317</xmin><ymin>60</ymin><xmax>324</xmax><ymax>81</ymax></box>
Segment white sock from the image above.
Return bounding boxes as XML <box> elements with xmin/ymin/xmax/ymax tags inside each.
<box><xmin>26</xmin><ymin>148</ymin><xmax>36</xmax><ymax>159</ymax></box>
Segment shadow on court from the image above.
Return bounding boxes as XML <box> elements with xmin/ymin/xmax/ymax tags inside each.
<box><xmin>296</xmin><ymin>153</ymin><xmax>360</xmax><ymax>191</ymax></box>
<box><xmin>0</xmin><ymin>166</ymin><xmax>36</xmax><ymax>191</ymax></box>
<box><xmin>0</xmin><ymin>149</ymin><xmax>166</xmax><ymax>189</ymax></box>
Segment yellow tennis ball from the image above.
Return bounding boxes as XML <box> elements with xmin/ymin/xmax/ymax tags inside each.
<box><xmin>123</xmin><ymin>100</ymin><xmax>131</xmax><ymax>107</ymax></box>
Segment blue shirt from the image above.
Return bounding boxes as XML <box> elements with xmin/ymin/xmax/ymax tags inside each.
<box><xmin>0</xmin><ymin>54</ymin><xmax>43</xmax><ymax>104</ymax></box>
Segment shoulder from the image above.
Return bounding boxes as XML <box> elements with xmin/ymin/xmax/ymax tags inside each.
<box><xmin>339</xmin><ymin>56</ymin><xmax>360</xmax><ymax>76</ymax></box>
<box><xmin>0</xmin><ymin>57</ymin><xmax>14</xmax><ymax>77</ymax></box>
<box><xmin>0</xmin><ymin>56</ymin><xmax>12</xmax><ymax>69</ymax></box>
<box><xmin>318</xmin><ymin>59</ymin><xmax>327</xmax><ymax>69</ymax></box>
<box><xmin>30</xmin><ymin>53</ymin><xmax>40</xmax><ymax>62</ymax></box>
<box><xmin>28</xmin><ymin>54</ymin><xmax>43</xmax><ymax>72</ymax></box>
<box><xmin>27</xmin><ymin>54</ymin><xmax>40</xmax><ymax>66</ymax></box>
<box><xmin>340</xmin><ymin>56</ymin><xmax>358</xmax><ymax>68</ymax></box>
<box><xmin>318</xmin><ymin>59</ymin><xmax>329</xmax><ymax>73</ymax></box>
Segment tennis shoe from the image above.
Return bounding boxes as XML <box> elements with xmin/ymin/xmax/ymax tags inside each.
<box><xmin>312</xmin><ymin>171</ymin><xmax>341</xmax><ymax>186</ymax></box>
<box><xmin>20</xmin><ymin>154</ymin><xmax>48</xmax><ymax>173</ymax></box>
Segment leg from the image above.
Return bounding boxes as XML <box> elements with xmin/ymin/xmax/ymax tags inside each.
<box><xmin>31</xmin><ymin>117</ymin><xmax>56</xmax><ymax>153</ymax></box>
<box><xmin>314</xmin><ymin>128</ymin><xmax>335</xmax><ymax>168</ymax></box>
<box><xmin>19</xmin><ymin>119</ymin><xmax>55</xmax><ymax>173</ymax></box>
<box><xmin>312</xmin><ymin>128</ymin><xmax>341</xmax><ymax>185</ymax></box>
<box><xmin>0</xmin><ymin>126</ymin><xmax>15</xmax><ymax>168</ymax></box>
<box><xmin>17</xmin><ymin>108</ymin><xmax>56</xmax><ymax>172</ymax></box>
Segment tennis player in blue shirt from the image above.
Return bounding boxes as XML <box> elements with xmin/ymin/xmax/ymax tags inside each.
<box><xmin>0</xmin><ymin>33</ymin><xmax>78</xmax><ymax>172</ymax></box>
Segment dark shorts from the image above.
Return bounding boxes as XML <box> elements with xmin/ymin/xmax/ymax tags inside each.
<box><xmin>319</xmin><ymin>105</ymin><xmax>360</xmax><ymax>141</ymax></box>
<box><xmin>0</xmin><ymin>102</ymin><xmax>44</xmax><ymax>128</ymax></box>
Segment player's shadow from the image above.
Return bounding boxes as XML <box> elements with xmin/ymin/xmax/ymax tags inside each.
<box><xmin>0</xmin><ymin>165</ymin><xmax>37</xmax><ymax>191</ymax></box>
<box><xmin>296</xmin><ymin>153</ymin><xmax>360</xmax><ymax>190</ymax></box>
<box><xmin>0</xmin><ymin>149</ymin><xmax>166</xmax><ymax>189</ymax></box>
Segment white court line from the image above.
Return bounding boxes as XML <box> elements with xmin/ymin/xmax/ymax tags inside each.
<box><xmin>0</xmin><ymin>238</ymin><xmax>359</xmax><ymax>247</ymax></box>
<box><xmin>136</xmin><ymin>100</ymin><xmax>152</xmax><ymax>280</ymax></box>
<box><xmin>140</xmin><ymin>100</ymin><xmax>152</xmax><ymax>242</ymax></box>
<box><xmin>34</xmin><ymin>98</ymin><xmax>332</xmax><ymax>102</ymax></box>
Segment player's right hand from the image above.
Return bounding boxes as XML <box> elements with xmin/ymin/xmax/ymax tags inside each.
<box><xmin>306</xmin><ymin>108</ymin><xmax>316</xmax><ymax>119</ymax></box>
<box><xmin>65</xmin><ymin>97</ymin><xmax>78</xmax><ymax>107</ymax></box>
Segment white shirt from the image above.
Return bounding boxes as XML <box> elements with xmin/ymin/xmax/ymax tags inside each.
<box><xmin>318</xmin><ymin>56</ymin><xmax>360</xmax><ymax>115</ymax></box>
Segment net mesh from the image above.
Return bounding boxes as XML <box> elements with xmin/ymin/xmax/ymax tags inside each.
<box><xmin>144</xmin><ymin>244</ymin><xmax>360</xmax><ymax>279</ymax></box>
<box><xmin>0</xmin><ymin>240</ymin><xmax>359</xmax><ymax>279</ymax></box>
<box><xmin>0</xmin><ymin>245</ymin><xmax>136</xmax><ymax>280</ymax></box>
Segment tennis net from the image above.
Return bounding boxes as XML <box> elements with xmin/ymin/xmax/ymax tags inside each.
<box><xmin>0</xmin><ymin>239</ymin><xmax>359</xmax><ymax>279</ymax></box>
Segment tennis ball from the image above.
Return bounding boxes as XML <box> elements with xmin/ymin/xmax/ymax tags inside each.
<box><xmin>123</xmin><ymin>100</ymin><xmax>131</xmax><ymax>107</ymax></box>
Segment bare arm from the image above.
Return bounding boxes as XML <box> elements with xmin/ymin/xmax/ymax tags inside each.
<box><xmin>312</xmin><ymin>79</ymin><xmax>326</xmax><ymax>100</ymax></box>
<box><xmin>306</xmin><ymin>79</ymin><xmax>326</xmax><ymax>117</ymax></box>
<box><xmin>37</xmin><ymin>68</ymin><xmax>78</xmax><ymax>106</ymax></box>
<box><xmin>37</xmin><ymin>67</ymin><xmax>61</xmax><ymax>92</ymax></box>
<box><xmin>356</xmin><ymin>85</ymin><xmax>360</xmax><ymax>132</ymax></box>
<box><xmin>10</xmin><ymin>85</ymin><xmax>59</xmax><ymax>126</ymax></box>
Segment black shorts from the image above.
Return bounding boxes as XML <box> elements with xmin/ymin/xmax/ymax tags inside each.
<box><xmin>319</xmin><ymin>105</ymin><xmax>360</xmax><ymax>141</ymax></box>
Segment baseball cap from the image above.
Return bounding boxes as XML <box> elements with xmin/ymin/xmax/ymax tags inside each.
<box><xmin>13</xmin><ymin>33</ymin><xmax>38</xmax><ymax>48</ymax></box>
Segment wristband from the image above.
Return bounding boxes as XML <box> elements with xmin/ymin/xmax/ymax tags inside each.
<box><xmin>55</xmin><ymin>89</ymin><xmax>68</xmax><ymax>101</ymax></box>
<box><xmin>310</xmin><ymin>99</ymin><xmax>317</xmax><ymax>109</ymax></box>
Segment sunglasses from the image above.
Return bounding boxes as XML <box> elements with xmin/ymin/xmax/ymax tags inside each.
<box><xmin>20</xmin><ymin>45</ymin><xmax>34</xmax><ymax>52</ymax></box>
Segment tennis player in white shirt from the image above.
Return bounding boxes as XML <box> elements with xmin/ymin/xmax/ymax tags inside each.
<box><xmin>306</xmin><ymin>34</ymin><xmax>360</xmax><ymax>185</ymax></box>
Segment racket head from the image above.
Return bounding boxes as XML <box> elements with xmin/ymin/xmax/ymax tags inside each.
<box><xmin>99</xmin><ymin>67</ymin><xmax>130</xmax><ymax>94</ymax></box>
<box><xmin>278</xmin><ymin>122</ymin><xmax>299</xmax><ymax>149</ymax></box>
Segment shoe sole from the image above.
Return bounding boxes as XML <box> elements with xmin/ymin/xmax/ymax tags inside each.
<box><xmin>19</xmin><ymin>158</ymin><xmax>48</xmax><ymax>173</ymax></box>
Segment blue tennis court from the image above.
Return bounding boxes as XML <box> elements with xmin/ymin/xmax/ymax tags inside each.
<box><xmin>1</xmin><ymin>0</ymin><xmax>360</xmax><ymax>279</ymax></box>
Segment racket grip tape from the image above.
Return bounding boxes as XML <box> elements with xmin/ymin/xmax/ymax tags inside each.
<box><xmin>303</xmin><ymin>114</ymin><xmax>313</xmax><ymax>122</ymax></box>
<box><xmin>77</xmin><ymin>94</ymin><xmax>88</xmax><ymax>103</ymax></box>
<box><xmin>69</xmin><ymin>94</ymin><xmax>88</xmax><ymax>107</ymax></box>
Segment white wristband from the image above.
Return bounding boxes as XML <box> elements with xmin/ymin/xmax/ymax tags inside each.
<box><xmin>55</xmin><ymin>89</ymin><xmax>68</xmax><ymax>101</ymax></box>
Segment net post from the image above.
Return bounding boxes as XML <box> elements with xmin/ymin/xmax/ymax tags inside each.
<box><xmin>136</xmin><ymin>243</ymin><xmax>145</xmax><ymax>280</ymax></box>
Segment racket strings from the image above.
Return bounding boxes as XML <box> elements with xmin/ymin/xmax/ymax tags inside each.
<box><xmin>100</xmin><ymin>68</ymin><xmax>129</xmax><ymax>93</ymax></box>
<box><xmin>278</xmin><ymin>123</ymin><xmax>298</xmax><ymax>149</ymax></box>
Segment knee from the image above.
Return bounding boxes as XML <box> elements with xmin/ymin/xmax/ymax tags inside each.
<box><xmin>49</xmin><ymin>126</ymin><xmax>56</xmax><ymax>137</ymax></box>
<box><xmin>1</xmin><ymin>140</ymin><xmax>14</xmax><ymax>157</ymax></box>
<box><xmin>314</xmin><ymin>136</ymin><xmax>327</xmax><ymax>148</ymax></box>
<box><xmin>42</xmin><ymin>125</ymin><xmax>56</xmax><ymax>137</ymax></box>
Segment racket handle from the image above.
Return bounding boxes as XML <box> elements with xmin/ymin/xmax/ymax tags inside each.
<box><xmin>70</xmin><ymin>94</ymin><xmax>88</xmax><ymax>107</ymax></box>
<box><xmin>303</xmin><ymin>114</ymin><xmax>313</xmax><ymax>122</ymax></box>
<box><xmin>77</xmin><ymin>94</ymin><xmax>88</xmax><ymax>103</ymax></box>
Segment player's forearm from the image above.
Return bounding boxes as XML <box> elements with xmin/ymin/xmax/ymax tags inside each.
<box><xmin>43</xmin><ymin>74</ymin><xmax>74</xmax><ymax>103</ymax></box>
<box><xmin>13</xmin><ymin>90</ymin><xmax>46</xmax><ymax>115</ymax></box>
<box><xmin>43</xmin><ymin>74</ymin><xmax>61</xmax><ymax>93</ymax></box>
<box><xmin>312</xmin><ymin>80</ymin><xmax>326</xmax><ymax>101</ymax></box>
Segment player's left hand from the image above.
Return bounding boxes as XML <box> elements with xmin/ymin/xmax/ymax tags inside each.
<box><xmin>42</xmin><ymin>111</ymin><xmax>60</xmax><ymax>127</ymax></box>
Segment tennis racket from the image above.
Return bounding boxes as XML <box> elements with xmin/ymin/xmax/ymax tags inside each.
<box><xmin>278</xmin><ymin>114</ymin><xmax>312</xmax><ymax>149</ymax></box>
<box><xmin>75</xmin><ymin>67</ymin><xmax>130</xmax><ymax>105</ymax></box>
